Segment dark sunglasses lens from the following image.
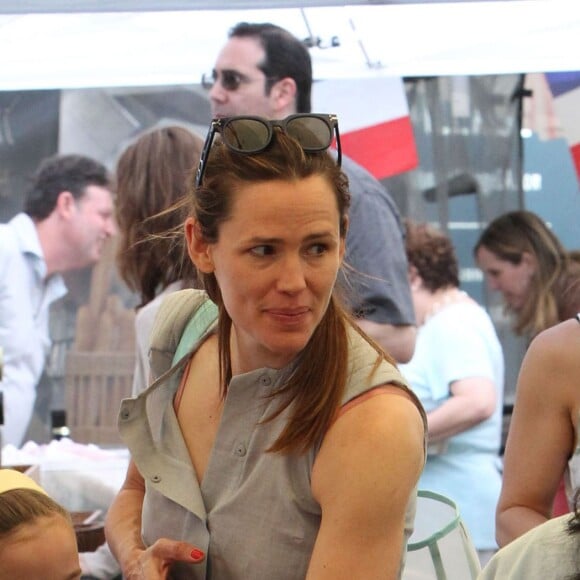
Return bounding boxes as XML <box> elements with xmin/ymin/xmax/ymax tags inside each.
<box><xmin>286</xmin><ymin>117</ymin><xmax>332</xmax><ymax>150</ymax></box>
<box><xmin>222</xmin><ymin>119</ymin><xmax>270</xmax><ymax>152</ymax></box>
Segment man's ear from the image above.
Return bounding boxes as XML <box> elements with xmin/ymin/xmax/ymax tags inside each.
<box><xmin>270</xmin><ymin>77</ymin><xmax>297</xmax><ymax>113</ymax></box>
<box><xmin>55</xmin><ymin>191</ymin><xmax>76</xmax><ymax>219</ymax></box>
<box><xmin>185</xmin><ymin>217</ymin><xmax>214</xmax><ymax>273</ymax></box>
<box><xmin>408</xmin><ymin>265</ymin><xmax>422</xmax><ymax>290</ymax></box>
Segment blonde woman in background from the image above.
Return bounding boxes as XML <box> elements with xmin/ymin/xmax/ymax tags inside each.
<box><xmin>475</xmin><ymin>210</ymin><xmax>580</xmax><ymax>536</ymax></box>
<box><xmin>474</xmin><ymin>210</ymin><xmax>580</xmax><ymax>338</ymax></box>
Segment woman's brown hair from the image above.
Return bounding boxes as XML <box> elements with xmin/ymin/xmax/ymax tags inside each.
<box><xmin>115</xmin><ymin>125</ymin><xmax>204</xmax><ymax>307</ymax></box>
<box><xmin>404</xmin><ymin>219</ymin><xmax>460</xmax><ymax>292</ymax></box>
<box><xmin>474</xmin><ymin>210</ymin><xmax>580</xmax><ymax>336</ymax></box>
<box><xmin>192</xmin><ymin>129</ymin><xmax>391</xmax><ymax>454</ymax></box>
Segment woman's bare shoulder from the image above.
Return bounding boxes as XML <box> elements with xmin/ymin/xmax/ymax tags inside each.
<box><xmin>522</xmin><ymin>317</ymin><xmax>580</xmax><ymax>407</ymax></box>
<box><xmin>330</xmin><ymin>387</ymin><xmax>426</xmax><ymax>459</ymax></box>
<box><xmin>528</xmin><ymin>317</ymin><xmax>580</xmax><ymax>361</ymax></box>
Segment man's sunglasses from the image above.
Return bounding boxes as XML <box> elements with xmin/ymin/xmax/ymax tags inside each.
<box><xmin>201</xmin><ymin>69</ymin><xmax>278</xmax><ymax>92</ymax></box>
<box><xmin>194</xmin><ymin>114</ymin><xmax>341</xmax><ymax>187</ymax></box>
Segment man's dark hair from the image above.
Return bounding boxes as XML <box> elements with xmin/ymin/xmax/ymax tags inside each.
<box><xmin>24</xmin><ymin>154</ymin><xmax>111</xmax><ymax>220</ymax></box>
<box><xmin>229</xmin><ymin>22</ymin><xmax>312</xmax><ymax>113</ymax></box>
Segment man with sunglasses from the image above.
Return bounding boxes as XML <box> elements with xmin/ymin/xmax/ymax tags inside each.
<box><xmin>203</xmin><ymin>22</ymin><xmax>416</xmax><ymax>363</ymax></box>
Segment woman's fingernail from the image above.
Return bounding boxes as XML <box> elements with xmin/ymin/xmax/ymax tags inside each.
<box><xmin>191</xmin><ymin>548</ymin><xmax>205</xmax><ymax>561</ymax></box>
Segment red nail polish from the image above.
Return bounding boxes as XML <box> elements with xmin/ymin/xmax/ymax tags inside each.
<box><xmin>191</xmin><ymin>548</ymin><xmax>204</xmax><ymax>561</ymax></box>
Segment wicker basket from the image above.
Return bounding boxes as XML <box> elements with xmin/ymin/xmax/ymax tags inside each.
<box><xmin>65</xmin><ymin>352</ymin><xmax>135</xmax><ymax>446</ymax></box>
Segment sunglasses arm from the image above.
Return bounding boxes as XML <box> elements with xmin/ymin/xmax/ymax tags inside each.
<box><xmin>334</xmin><ymin>124</ymin><xmax>342</xmax><ymax>167</ymax></box>
<box><xmin>195</xmin><ymin>124</ymin><xmax>219</xmax><ymax>187</ymax></box>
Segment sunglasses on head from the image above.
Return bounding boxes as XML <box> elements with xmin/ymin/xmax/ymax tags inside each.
<box><xmin>194</xmin><ymin>114</ymin><xmax>341</xmax><ymax>187</ymax></box>
<box><xmin>201</xmin><ymin>69</ymin><xmax>278</xmax><ymax>92</ymax></box>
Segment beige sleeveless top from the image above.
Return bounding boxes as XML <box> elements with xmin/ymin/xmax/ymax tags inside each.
<box><xmin>118</xmin><ymin>290</ymin><xmax>426</xmax><ymax>579</ymax></box>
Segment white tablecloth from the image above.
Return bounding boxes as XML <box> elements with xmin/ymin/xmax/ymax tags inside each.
<box><xmin>1</xmin><ymin>438</ymin><xmax>129</xmax><ymax>512</ymax></box>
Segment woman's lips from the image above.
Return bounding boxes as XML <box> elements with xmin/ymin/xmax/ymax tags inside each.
<box><xmin>265</xmin><ymin>307</ymin><xmax>311</xmax><ymax>324</ymax></box>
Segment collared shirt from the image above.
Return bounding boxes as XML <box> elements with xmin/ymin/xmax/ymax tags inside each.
<box><xmin>0</xmin><ymin>213</ymin><xmax>67</xmax><ymax>446</ymax></box>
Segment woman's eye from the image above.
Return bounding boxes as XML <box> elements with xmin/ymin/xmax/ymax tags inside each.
<box><xmin>307</xmin><ymin>243</ymin><xmax>327</xmax><ymax>256</ymax></box>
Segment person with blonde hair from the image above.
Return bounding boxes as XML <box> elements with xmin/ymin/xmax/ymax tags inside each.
<box><xmin>474</xmin><ymin>210</ymin><xmax>580</xmax><ymax>338</ymax></box>
<box><xmin>0</xmin><ymin>469</ymin><xmax>81</xmax><ymax>580</ymax></box>
<box><xmin>106</xmin><ymin>115</ymin><xmax>426</xmax><ymax>579</ymax></box>
<box><xmin>475</xmin><ymin>210</ymin><xmax>580</xmax><ymax>530</ymax></box>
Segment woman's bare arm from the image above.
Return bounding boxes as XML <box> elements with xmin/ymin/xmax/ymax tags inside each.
<box><xmin>496</xmin><ymin>320</ymin><xmax>579</xmax><ymax>546</ymax></box>
<box><xmin>106</xmin><ymin>460</ymin><xmax>147</xmax><ymax>569</ymax></box>
<box><xmin>308</xmin><ymin>387</ymin><xmax>425</xmax><ymax>579</ymax></box>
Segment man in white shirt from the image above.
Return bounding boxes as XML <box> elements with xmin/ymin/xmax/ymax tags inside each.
<box><xmin>0</xmin><ymin>154</ymin><xmax>116</xmax><ymax>447</ymax></box>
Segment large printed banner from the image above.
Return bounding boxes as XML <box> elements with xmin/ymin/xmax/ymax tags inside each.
<box><xmin>312</xmin><ymin>76</ymin><xmax>418</xmax><ymax>179</ymax></box>
<box><xmin>545</xmin><ymin>71</ymin><xmax>580</xmax><ymax>182</ymax></box>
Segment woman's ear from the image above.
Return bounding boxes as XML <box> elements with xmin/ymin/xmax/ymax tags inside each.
<box><xmin>521</xmin><ymin>251</ymin><xmax>537</xmax><ymax>274</ymax></box>
<box><xmin>185</xmin><ymin>218</ymin><xmax>214</xmax><ymax>273</ymax></box>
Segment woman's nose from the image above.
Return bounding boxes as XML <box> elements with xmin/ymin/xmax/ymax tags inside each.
<box><xmin>277</xmin><ymin>255</ymin><xmax>307</xmax><ymax>293</ymax></box>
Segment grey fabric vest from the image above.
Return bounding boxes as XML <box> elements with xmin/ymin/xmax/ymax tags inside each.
<box><xmin>119</xmin><ymin>289</ymin><xmax>422</xmax><ymax>579</ymax></box>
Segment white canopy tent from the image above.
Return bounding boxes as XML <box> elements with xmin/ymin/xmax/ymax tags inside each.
<box><xmin>0</xmin><ymin>0</ymin><xmax>579</xmax><ymax>91</ymax></box>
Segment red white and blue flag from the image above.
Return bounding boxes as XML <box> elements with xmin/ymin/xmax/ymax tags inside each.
<box><xmin>545</xmin><ymin>71</ymin><xmax>580</xmax><ymax>182</ymax></box>
<box><xmin>312</xmin><ymin>76</ymin><xmax>418</xmax><ymax>179</ymax></box>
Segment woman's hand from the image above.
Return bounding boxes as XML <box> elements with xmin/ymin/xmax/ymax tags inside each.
<box><xmin>106</xmin><ymin>460</ymin><xmax>205</xmax><ymax>579</ymax></box>
<box><xmin>124</xmin><ymin>538</ymin><xmax>205</xmax><ymax>579</ymax></box>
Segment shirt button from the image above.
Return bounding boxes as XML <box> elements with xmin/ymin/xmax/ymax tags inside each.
<box><xmin>151</xmin><ymin>475</ymin><xmax>162</xmax><ymax>483</ymax></box>
<box><xmin>259</xmin><ymin>375</ymin><xmax>272</xmax><ymax>386</ymax></box>
<box><xmin>234</xmin><ymin>443</ymin><xmax>247</xmax><ymax>457</ymax></box>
